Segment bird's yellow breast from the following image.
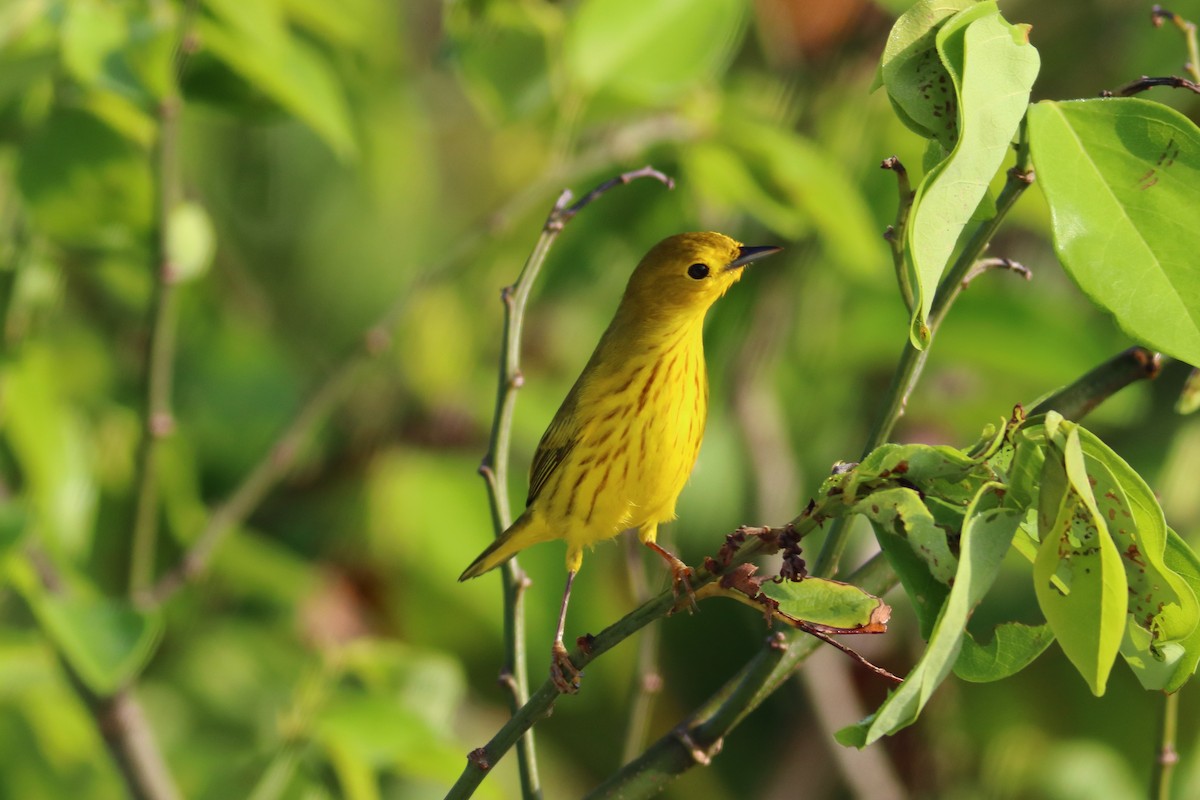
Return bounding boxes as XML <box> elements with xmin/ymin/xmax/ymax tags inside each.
<box><xmin>533</xmin><ymin>318</ymin><xmax>707</xmax><ymax>552</ymax></box>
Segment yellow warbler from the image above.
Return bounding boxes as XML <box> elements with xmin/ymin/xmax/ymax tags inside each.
<box><xmin>460</xmin><ymin>232</ymin><xmax>781</xmax><ymax>691</ymax></box>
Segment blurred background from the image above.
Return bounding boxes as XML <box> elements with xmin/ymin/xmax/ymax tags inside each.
<box><xmin>1</xmin><ymin>0</ymin><xmax>1199</xmax><ymax>797</ymax></box>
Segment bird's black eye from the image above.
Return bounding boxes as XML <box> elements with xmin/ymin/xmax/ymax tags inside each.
<box><xmin>687</xmin><ymin>263</ymin><xmax>710</xmax><ymax>280</ymax></box>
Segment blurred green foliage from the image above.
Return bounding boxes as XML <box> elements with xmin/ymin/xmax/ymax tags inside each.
<box><xmin>0</xmin><ymin>0</ymin><xmax>1198</xmax><ymax>798</ymax></box>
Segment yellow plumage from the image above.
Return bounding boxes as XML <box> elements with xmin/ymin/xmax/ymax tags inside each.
<box><xmin>460</xmin><ymin>231</ymin><xmax>781</xmax><ymax>690</ymax></box>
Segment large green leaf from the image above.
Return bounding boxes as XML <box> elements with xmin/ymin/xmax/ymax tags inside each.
<box><xmin>36</xmin><ymin>595</ymin><xmax>162</xmax><ymax>695</ymax></box>
<box><xmin>2</xmin><ymin>346</ymin><xmax>98</xmax><ymax>560</ymax></box>
<box><xmin>16</xmin><ymin>108</ymin><xmax>153</xmax><ymax>246</ymax></box>
<box><xmin>759</xmin><ymin>577</ymin><xmax>888</xmax><ymax>630</ymax></box>
<box><xmin>198</xmin><ymin>0</ymin><xmax>357</xmax><ymax>158</ymax></box>
<box><xmin>955</xmin><ymin>622</ymin><xmax>1054</xmax><ymax>682</ymax></box>
<box><xmin>877</xmin><ymin>0</ymin><xmax>978</xmax><ymax>148</ymax></box>
<box><xmin>1033</xmin><ymin>420</ymin><xmax>1127</xmax><ymax>696</ymax></box>
<box><xmin>1027</xmin><ymin>98</ymin><xmax>1200</xmax><ymax>364</ymax></box>
<box><xmin>564</xmin><ymin>0</ymin><xmax>744</xmax><ymax>102</ymax></box>
<box><xmin>838</xmin><ymin>484</ymin><xmax>1019</xmax><ymax>747</ymax></box>
<box><xmin>904</xmin><ymin>4</ymin><xmax>1039</xmax><ymax>345</ymax></box>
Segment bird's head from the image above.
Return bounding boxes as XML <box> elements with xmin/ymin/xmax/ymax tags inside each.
<box><xmin>621</xmin><ymin>232</ymin><xmax>781</xmax><ymax>318</ymax></box>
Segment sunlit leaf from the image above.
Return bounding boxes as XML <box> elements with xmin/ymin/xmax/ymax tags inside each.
<box><xmin>876</xmin><ymin>0</ymin><xmax>977</xmax><ymax>147</ymax></box>
<box><xmin>905</xmin><ymin>4</ymin><xmax>1039</xmax><ymax>346</ymax></box>
<box><xmin>16</xmin><ymin>108</ymin><xmax>153</xmax><ymax>246</ymax></box>
<box><xmin>955</xmin><ymin>622</ymin><xmax>1053</xmax><ymax>682</ymax></box>
<box><xmin>1033</xmin><ymin>421</ymin><xmax>1126</xmax><ymax>696</ymax></box>
<box><xmin>838</xmin><ymin>484</ymin><xmax>1019</xmax><ymax>746</ymax></box>
<box><xmin>565</xmin><ymin>0</ymin><xmax>744</xmax><ymax>101</ymax></box>
<box><xmin>36</xmin><ymin>595</ymin><xmax>162</xmax><ymax>695</ymax></box>
<box><xmin>199</xmin><ymin>0</ymin><xmax>357</xmax><ymax>158</ymax></box>
<box><xmin>2</xmin><ymin>346</ymin><xmax>98</xmax><ymax>559</ymax></box>
<box><xmin>759</xmin><ymin>577</ymin><xmax>889</xmax><ymax>631</ymax></box>
<box><xmin>1028</xmin><ymin>98</ymin><xmax>1200</xmax><ymax>364</ymax></box>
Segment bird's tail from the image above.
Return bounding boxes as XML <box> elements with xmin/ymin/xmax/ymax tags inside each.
<box><xmin>459</xmin><ymin>510</ymin><xmax>551</xmax><ymax>580</ymax></box>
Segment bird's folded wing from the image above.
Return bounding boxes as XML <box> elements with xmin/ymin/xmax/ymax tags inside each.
<box><xmin>527</xmin><ymin>400</ymin><xmax>580</xmax><ymax>505</ymax></box>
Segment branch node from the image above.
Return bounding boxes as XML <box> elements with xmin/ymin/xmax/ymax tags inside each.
<box><xmin>150</xmin><ymin>411</ymin><xmax>176</xmax><ymax>438</ymax></box>
<box><xmin>467</xmin><ymin>748</ymin><xmax>492</xmax><ymax>771</ymax></box>
<box><xmin>364</xmin><ymin>326</ymin><xmax>391</xmax><ymax>356</ymax></box>
<box><xmin>1007</xmin><ymin>165</ymin><xmax>1035</xmax><ymax>185</ymax></box>
<box><xmin>674</xmin><ymin>728</ymin><xmax>722</xmax><ymax>767</ymax></box>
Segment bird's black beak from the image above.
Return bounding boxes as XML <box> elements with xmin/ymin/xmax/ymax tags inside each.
<box><xmin>727</xmin><ymin>245</ymin><xmax>783</xmax><ymax>270</ymax></box>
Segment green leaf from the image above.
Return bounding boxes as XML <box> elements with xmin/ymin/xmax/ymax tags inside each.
<box><xmin>166</xmin><ymin>202</ymin><xmax>217</xmax><ymax>283</ymax></box>
<box><xmin>838</xmin><ymin>484</ymin><xmax>1019</xmax><ymax>747</ymax></box>
<box><xmin>449</xmin><ymin>2</ymin><xmax>559</xmax><ymax>122</ymax></box>
<box><xmin>0</xmin><ymin>504</ymin><xmax>27</xmax><ymax>562</ymax></box>
<box><xmin>60</xmin><ymin>0</ymin><xmax>129</xmax><ymax>85</ymax></box>
<box><xmin>36</xmin><ymin>595</ymin><xmax>162</xmax><ymax>694</ymax></box>
<box><xmin>858</xmin><ymin>487</ymin><xmax>959</xmax><ymax>583</ymax></box>
<box><xmin>877</xmin><ymin>0</ymin><xmax>978</xmax><ymax>147</ymax></box>
<box><xmin>1157</xmin><ymin>529</ymin><xmax>1200</xmax><ymax>691</ymax></box>
<box><xmin>875</xmin><ymin>526</ymin><xmax>949</xmax><ymax>639</ymax></box>
<box><xmin>955</xmin><ymin>622</ymin><xmax>1054</xmax><ymax>681</ymax></box>
<box><xmin>1028</xmin><ymin>98</ymin><xmax>1200</xmax><ymax>364</ymax></box>
<box><xmin>723</xmin><ymin>122</ymin><xmax>887</xmax><ymax>272</ymax></box>
<box><xmin>904</xmin><ymin>4</ymin><xmax>1039</xmax><ymax>346</ymax></box>
<box><xmin>198</xmin><ymin>0</ymin><xmax>357</xmax><ymax>159</ymax></box>
<box><xmin>1033</xmin><ymin>422</ymin><xmax>1127</xmax><ymax>696</ymax></box>
<box><xmin>16</xmin><ymin>108</ymin><xmax>153</xmax><ymax>246</ymax></box>
<box><xmin>759</xmin><ymin>577</ymin><xmax>888</xmax><ymax>630</ymax></box>
<box><xmin>1074</xmin><ymin>427</ymin><xmax>1196</xmax><ymax>646</ymax></box>
<box><xmin>2</xmin><ymin>346</ymin><xmax>98</xmax><ymax>559</ymax></box>
<box><xmin>564</xmin><ymin>0</ymin><xmax>744</xmax><ymax>102</ymax></box>
<box><xmin>1178</xmin><ymin>368</ymin><xmax>1200</xmax><ymax>414</ymax></box>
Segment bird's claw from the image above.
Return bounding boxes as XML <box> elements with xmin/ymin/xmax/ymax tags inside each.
<box><xmin>550</xmin><ymin>641</ymin><xmax>581</xmax><ymax>694</ymax></box>
<box><xmin>669</xmin><ymin>562</ymin><xmax>699</xmax><ymax>615</ymax></box>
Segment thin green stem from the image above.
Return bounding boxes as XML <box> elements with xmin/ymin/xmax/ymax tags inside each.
<box><xmin>881</xmin><ymin>156</ymin><xmax>916</xmax><ymax>314</ymax></box>
<box><xmin>128</xmin><ymin>95</ymin><xmax>181</xmax><ymax>597</ymax></box>
<box><xmin>1151</xmin><ymin>690</ymin><xmax>1180</xmax><ymax>800</ymax></box>
<box><xmin>128</xmin><ymin>0</ymin><xmax>200</xmax><ymax>598</ymax></box>
<box><xmin>620</xmin><ymin>539</ymin><xmax>662</xmax><ymax>764</ymax></box>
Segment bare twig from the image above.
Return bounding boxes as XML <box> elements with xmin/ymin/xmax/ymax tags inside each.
<box><xmin>881</xmin><ymin>156</ymin><xmax>916</xmax><ymax>313</ymax></box>
<box><xmin>961</xmin><ymin>257</ymin><xmax>1031</xmax><ymax>287</ymax></box>
<box><xmin>620</xmin><ymin>536</ymin><xmax>664</xmax><ymax>764</ymax></box>
<box><xmin>1030</xmin><ymin>346</ymin><xmax>1162</xmax><ymax>420</ymax></box>
<box><xmin>128</xmin><ymin>1</ymin><xmax>200</xmax><ymax>597</ymax></box>
<box><xmin>67</xmin><ymin>674</ymin><xmax>183</xmax><ymax>800</ymax></box>
<box><xmin>1106</xmin><ymin>74</ymin><xmax>1200</xmax><ymax>97</ymax></box>
<box><xmin>1151</xmin><ymin>689</ymin><xmax>1181</xmax><ymax>800</ymax></box>
<box><xmin>1152</xmin><ymin>5</ymin><xmax>1200</xmax><ymax>82</ymax></box>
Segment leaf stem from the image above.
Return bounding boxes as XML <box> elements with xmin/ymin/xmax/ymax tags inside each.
<box><xmin>128</xmin><ymin>89</ymin><xmax>183</xmax><ymax>598</ymax></box>
<box><xmin>1151</xmin><ymin>689</ymin><xmax>1180</xmax><ymax>800</ymax></box>
<box><xmin>1030</xmin><ymin>347</ymin><xmax>1161</xmax><ymax>420</ymax></box>
<box><xmin>1153</xmin><ymin>5</ymin><xmax>1200</xmax><ymax>83</ymax></box>
<box><xmin>881</xmin><ymin>156</ymin><xmax>916</xmax><ymax>314</ymax></box>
